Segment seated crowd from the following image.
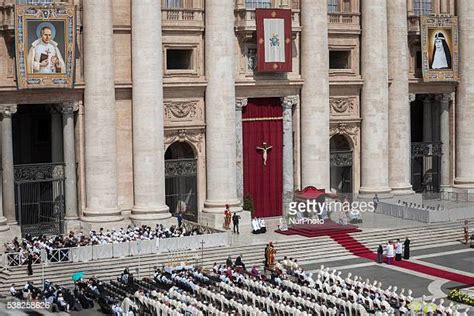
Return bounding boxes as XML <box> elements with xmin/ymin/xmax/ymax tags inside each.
<box><xmin>9</xmin><ymin>254</ymin><xmax>469</xmax><ymax>315</ymax></box>
<box><xmin>10</xmin><ymin>277</ymin><xmax>102</xmax><ymax>313</ymax></box>
<box><xmin>3</xmin><ymin>224</ymin><xmax>205</xmax><ymax>265</ymax></box>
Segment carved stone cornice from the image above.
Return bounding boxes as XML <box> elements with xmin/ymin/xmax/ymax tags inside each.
<box><xmin>236</xmin><ymin>98</ymin><xmax>248</xmax><ymax>111</ymax></box>
<box><xmin>164</xmin><ymin>101</ymin><xmax>201</xmax><ymax>121</ymax></box>
<box><xmin>330</xmin><ymin>122</ymin><xmax>360</xmax><ymax>146</ymax></box>
<box><xmin>281</xmin><ymin>95</ymin><xmax>299</xmax><ymax>110</ymax></box>
<box><xmin>164</xmin><ymin>129</ymin><xmax>204</xmax><ymax>152</ymax></box>
<box><xmin>0</xmin><ymin>104</ymin><xmax>17</xmax><ymax>118</ymax></box>
<box><xmin>330</xmin><ymin>97</ymin><xmax>356</xmax><ymax>116</ymax></box>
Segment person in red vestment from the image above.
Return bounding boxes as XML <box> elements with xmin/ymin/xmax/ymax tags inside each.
<box><xmin>224</xmin><ymin>204</ymin><xmax>231</xmax><ymax>230</ymax></box>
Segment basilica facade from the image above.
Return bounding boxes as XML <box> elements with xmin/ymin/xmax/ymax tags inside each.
<box><xmin>0</xmin><ymin>0</ymin><xmax>471</xmax><ymax>240</ymax></box>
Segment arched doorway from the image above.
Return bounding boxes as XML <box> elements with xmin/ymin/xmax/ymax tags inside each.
<box><xmin>330</xmin><ymin>134</ymin><xmax>353</xmax><ymax>194</ymax></box>
<box><xmin>165</xmin><ymin>142</ymin><xmax>198</xmax><ymax>222</ymax></box>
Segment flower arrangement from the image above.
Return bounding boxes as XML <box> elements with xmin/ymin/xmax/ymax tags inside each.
<box><xmin>447</xmin><ymin>289</ymin><xmax>474</xmax><ymax>306</ymax></box>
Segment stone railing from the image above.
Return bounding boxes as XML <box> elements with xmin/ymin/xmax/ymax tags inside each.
<box><xmin>328</xmin><ymin>12</ymin><xmax>359</xmax><ymax>24</ymax></box>
<box><xmin>162</xmin><ymin>8</ymin><xmax>203</xmax><ymax>21</ymax></box>
<box><xmin>161</xmin><ymin>8</ymin><xmax>204</xmax><ymax>31</ymax></box>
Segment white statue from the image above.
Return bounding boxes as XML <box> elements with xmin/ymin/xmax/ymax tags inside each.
<box><xmin>256</xmin><ymin>142</ymin><xmax>272</xmax><ymax>166</ymax></box>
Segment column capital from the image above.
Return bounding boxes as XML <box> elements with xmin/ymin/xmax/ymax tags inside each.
<box><xmin>281</xmin><ymin>95</ymin><xmax>299</xmax><ymax>109</ymax></box>
<box><xmin>60</xmin><ymin>101</ymin><xmax>80</xmax><ymax>115</ymax></box>
<box><xmin>409</xmin><ymin>93</ymin><xmax>416</xmax><ymax>102</ymax></box>
<box><xmin>441</xmin><ymin>92</ymin><xmax>454</xmax><ymax>103</ymax></box>
<box><xmin>49</xmin><ymin>105</ymin><xmax>62</xmax><ymax>115</ymax></box>
<box><xmin>0</xmin><ymin>105</ymin><xmax>17</xmax><ymax>118</ymax></box>
<box><xmin>235</xmin><ymin>98</ymin><xmax>248</xmax><ymax>111</ymax></box>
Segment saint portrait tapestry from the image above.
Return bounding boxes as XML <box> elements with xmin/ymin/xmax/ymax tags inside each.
<box><xmin>421</xmin><ymin>16</ymin><xmax>458</xmax><ymax>82</ymax></box>
<box><xmin>15</xmin><ymin>4</ymin><xmax>76</xmax><ymax>89</ymax></box>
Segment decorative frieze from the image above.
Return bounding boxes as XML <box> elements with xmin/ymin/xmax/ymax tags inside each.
<box><xmin>164</xmin><ymin>129</ymin><xmax>204</xmax><ymax>152</ymax></box>
<box><xmin>164</xmin><ymin>100</ymin><xmax>203</xmax><ymax>124</ymax></box>
<box><xmin>329</xmin><ymin>97</ymin><xmax>357</xmax><ymax>116</ymax></box>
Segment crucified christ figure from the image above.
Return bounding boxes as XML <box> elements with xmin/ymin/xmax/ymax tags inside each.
<box><xmin>257</xmin><ymin>142</ymin><xmax>272</xmax><ymax>166</ymax></box>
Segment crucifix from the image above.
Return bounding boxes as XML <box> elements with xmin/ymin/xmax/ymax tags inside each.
<box><xmin>256</xmin><ymin>142</ymin><xmax>272</xmax><ymax>166</ymax></box>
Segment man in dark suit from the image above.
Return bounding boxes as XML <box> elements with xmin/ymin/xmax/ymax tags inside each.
<box><xmin>232</xmin><ymin>212</ymin><xmax>241</xmax><ymax>234</ymax></box>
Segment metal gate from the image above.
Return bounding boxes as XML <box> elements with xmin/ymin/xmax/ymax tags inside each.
<box><xmin>330</xmin><ymin>150</ymin><xmax>353</xmax><ymax>193</ymax></box>
<box><xmin>411</xmin><ymin>142</ymin><xmax>442</xmax><ymax>193</ymax></box>
<box><xmin>14</xmin><ymin>163</ymin><xmax>65</xmax><ymax>237</ymax></box>
<box><xmin>165</xmin><ymin>158</ymin><xmax>198</xmax><ymax>222</ymax></box>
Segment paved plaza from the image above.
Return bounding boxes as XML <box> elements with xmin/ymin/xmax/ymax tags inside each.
<box><xmin>1</xmin><ymin>213</ymin><xmax>473</xmax><ymax>315</ymax></box>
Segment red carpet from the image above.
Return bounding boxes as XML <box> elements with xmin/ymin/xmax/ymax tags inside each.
<box><xmin>331</xmin><ymin>232</ymin><xmax>474</xmax><ymax>285</ymax></box>
<box><xmin>276</xmin><ymin>220</ymin><xmax>362</xmax><ymax>238</ymax></box>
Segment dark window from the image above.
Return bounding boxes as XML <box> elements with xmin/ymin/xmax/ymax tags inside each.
<box><xmin>329</xmin><ymin>50</ymin><xmax>351</xmax><ymax>69</ymax></box>
<box><xmin>416</xmin><ymin>51</ymin><xmax>423</xmax><ymax>69</ymax></box>
<box><xmin>166</xmin><ymin>49</ymin><xmax>193</xmax><ymax>70</ymax></box>
<box><xmin>163</xmin><ymin>0</ymin><xmax>193</xmax><ymax>9</ymax></box>
<box><xmin>328</xmin><ymin>0</ymin><xmax>339</xmax><ymax>13</ymax></box>
<box><xmin>413</xmin><ymin>0</ymin><xmax>432</xmax><ymax>16</ymax></box>
<box><xmin>245</xmin><ymin>0</ymin><xmax>272</xmax><ymax>9</ymax></box>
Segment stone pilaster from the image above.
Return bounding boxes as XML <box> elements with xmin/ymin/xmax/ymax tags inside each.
<box><xmin>130</xmin><ymin>0</ymin><xmax>170</xmax><ymax>221</ymax></box>
<box><xmin>82</xmin><ymin>0</ymin><xmax>122</xmax><ymax>222</ymax></box>
<box><xmin>60</xmin><ymin>102</ymin><xmax>79</xmax><ymax>220</ymax></box>
<box><xmin>440</xmin><ymin>93</ymin><xmax>452</xmax><ymax>188</ymax></box>
<box><xmin>281</xmin><ymin>96</ymin><xmax>297</xmax><ymax>217</ymax></box>
<box><xmin>300</xmin><ymin>0</ymin><xmax>330</xmax><ymax>189</ymax></box>
<box><xmin>441</xmin><ymin>0</ymin><xmax>449</xmax><ymax>14</ymax></box>
<box><xmin>455</xmin><ymin>0</ymin><xmax>474</xmax><ymax>189</ymax></box>
<box><xmin>388</xmin><ymin>0</ymin><xmax>413</xmax><ymax>195</ymax></box>
<box><xmin>1</xmin><ymin>105</ymin><xmax>17</xmax><ymax>224</ymax></box>
<box><xmin>359</xmin><ymin>0</ymin><xmax>391</xmax><ymax>197</ymax></box>
<box><xmin>203</xmin><ymin>0</ymin><xmax>241</xmax><ymax>217</ymax></box>
<box><xmin>235</xmin><ymin>98</ymin><xmax>248</xmax><ymax>204</ymax></box>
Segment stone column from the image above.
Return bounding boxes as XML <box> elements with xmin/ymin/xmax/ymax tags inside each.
<box><xmin>440</xmin><ymin>93</ymin><xmax>451</xmax><ymax>188</ymax></box>
<box><xmin>388</xmin><ymin>0</ymin><xmax>413</xmax><ymax>195</ymax></box>
<box><xmin>130</xmin><ymin>0</ymin><xmax>170</xmax><ymax>221</ymax></box>
<box><xmin>359</xmin><ymin>0</ymin><xmax>391</xmax><ymax>197</ymax></box>
<box><xmin>82</xmin><ymin>0</ymin><xmax>122</xmax><ymax>222</ymax></box>
<box><xmin>0</xmin><ymin>114</ymin><xmax>8</xmax><ymax>230</ymax></box>
<box><xmin>282</xmin><ymin>96</ymin><xmax>297</xmax><ymax>216</ymax></box>
<box><xmin>235</xmin><ymin>98</ymin><xmax>248</xmax><ymax>204</ymax></box>
<box><xmin>455</xmin><ymin>0</ymin><xmax>474</xmax><ymax>189</ymax></box>
<box><xmin>1</xmin><ymin>105</ymin><xmax>17</xmax><ymax>224</ymax></box>
<box><xmin>203</xmin><ymin>0</ymin><xmax>241</xmax><ymax>215</ymax></box>
<box><xmin>300</xmin><ymin>0</ymin><xmax>330</xmax><ymax>189</ymax></box>
<box><xmin>60</xmin><ymin>102</ymin><xmax>79</xmax><ymax>220</ymax></box>
<box><xmin>423</xmin><ymin>97</ymin><xmax>432</xmax><ymax>142</ymax></box>
<box><xmin>50</xmin><ymin>107</ymin><xmax>63</xmax><ymax>163</ymax></box>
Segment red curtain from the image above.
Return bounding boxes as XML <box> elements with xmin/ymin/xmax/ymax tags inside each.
<box><xmin>243</xmin><ymin>98</ymin><xmax>283</xmax><ymax>217</ymax></box>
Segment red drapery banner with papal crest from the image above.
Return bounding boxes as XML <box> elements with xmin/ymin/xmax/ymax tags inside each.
<box><xmin>256</xmin><ymin>9</ymin><xmax>292</xmax><ymax>73</ymax></box>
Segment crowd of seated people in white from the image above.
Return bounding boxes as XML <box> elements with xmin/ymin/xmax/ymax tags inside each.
<box><xmin>3</xmin><ymin>224</ymin><xmax>205</xmax><ymax>263</ymax></box>
<box><xmin>112</xmin><ymin>256</ymin><xmax>469</xmax><ymax>316</ymax></box>
<box><xmin>397</xmin><ymin>200</ymin><xmax>446</xmax><ymax>211</ymax></box>
<box><xmin>251</xmin><ymin>217</ymin><xmax>267</xmax><ymax>234</ymax></box>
